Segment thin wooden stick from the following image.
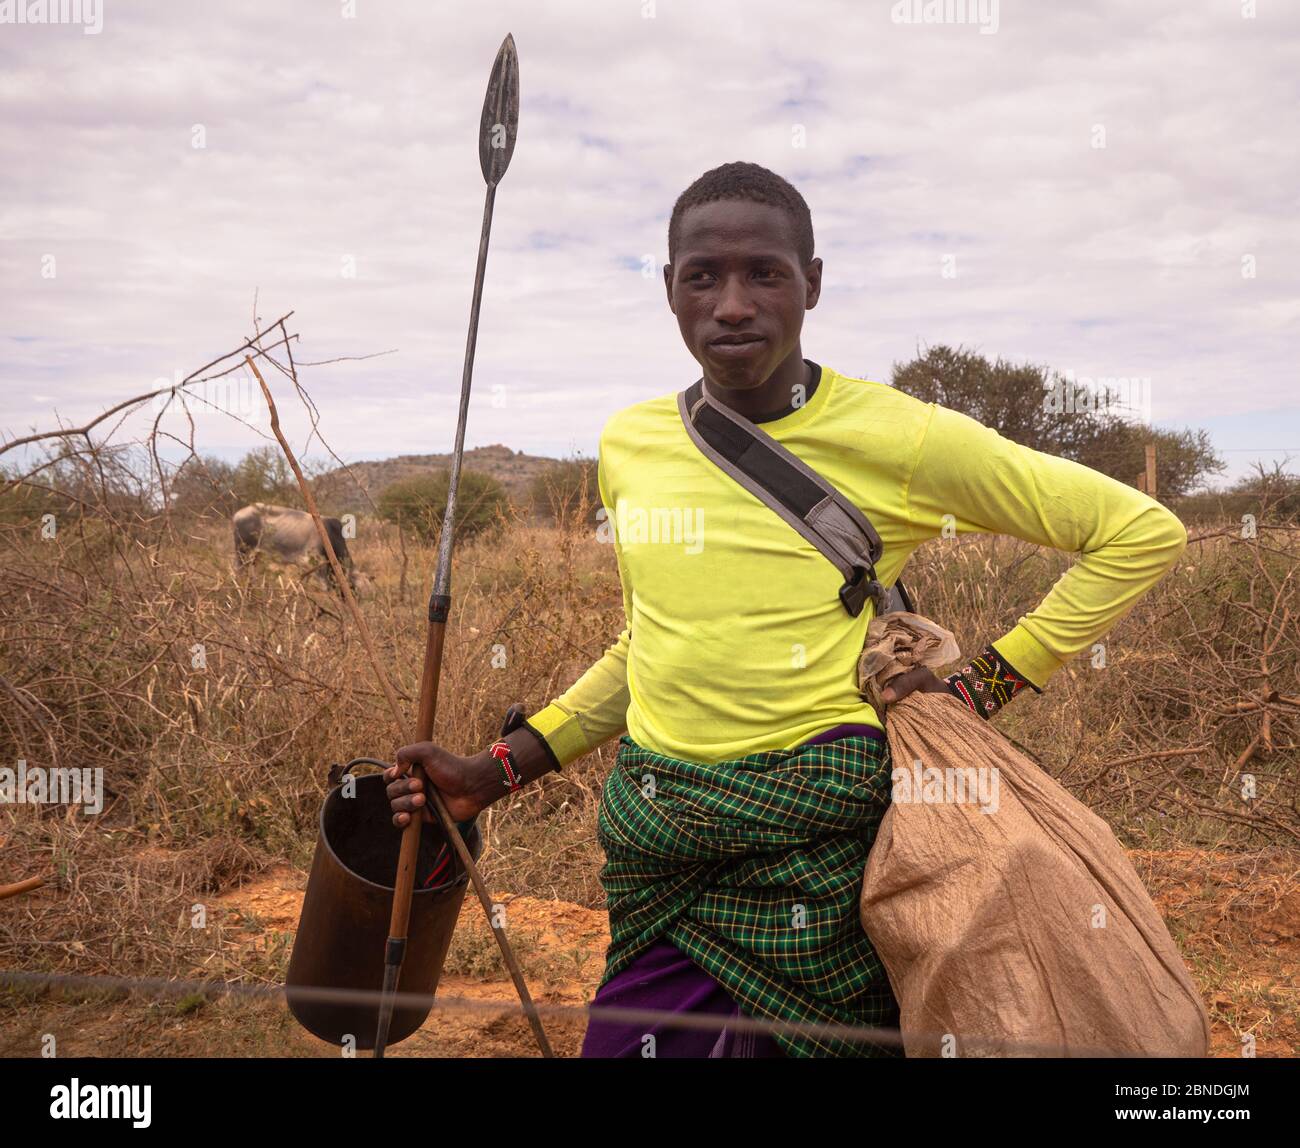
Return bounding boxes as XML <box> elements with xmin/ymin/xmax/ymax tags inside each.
<box><xmin>0</xmin><ymin>877</ymin><xmax>45</xmax><ymax>901</ymax></box>
<box><xmin>249</xmin><ymin>356</ymin><xmax>552</xmax><ymax>1057</ymax></box>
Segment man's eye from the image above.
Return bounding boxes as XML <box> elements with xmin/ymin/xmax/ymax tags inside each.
<box><xmin>754</xmin><ymin>268</ymin><xmax>780</xmax><ymax>279</ymax></box>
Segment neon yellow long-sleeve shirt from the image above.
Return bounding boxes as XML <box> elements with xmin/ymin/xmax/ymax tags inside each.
<box><xmin>523</xmin><ymin>363</ymin><xmax>1187</xmax><ymax>767</ymax></box>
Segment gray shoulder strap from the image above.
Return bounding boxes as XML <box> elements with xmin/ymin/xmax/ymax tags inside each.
<box><xmin>677</xmin><ymin>377</ymin><xmax>896</xmax><ymax>617</ymax></box>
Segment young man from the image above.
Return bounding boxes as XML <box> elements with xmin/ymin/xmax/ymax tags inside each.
<box><xmin>385</xmin><ymin>162</ymin><xmax>1188</xmax><ymax>1058</ymax></box>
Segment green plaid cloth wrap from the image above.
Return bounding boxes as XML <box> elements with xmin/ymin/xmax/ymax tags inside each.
<box><xmin>596</xmin><ymin>732</ymin><xmax>901</xmax><ymax>1058</ymax></box>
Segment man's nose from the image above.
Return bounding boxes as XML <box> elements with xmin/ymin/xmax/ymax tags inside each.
<box><xmin>712</xmin><ymin>276</ymin><xmax>755</xmax><ymax>324</ymax></box>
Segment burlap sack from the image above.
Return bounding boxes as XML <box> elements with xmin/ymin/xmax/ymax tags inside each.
<box><xmin>856</xmin><ymin>612</ymin><xmax>1211</xmax><ymax>1058</ymax></box>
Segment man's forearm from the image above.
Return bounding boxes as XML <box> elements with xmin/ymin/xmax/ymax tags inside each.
<box><xmin>460</xmin><ymin>725</ymin><xmax>560</xmax><ymax>812</ymax></box>
<box><xmin>521</xmin><ymin>627</ymin><xmax>632</xmax><ymax>769</ymax></box>
<box><xmin>501</xmin><ymin>725</ymin><xmax>558</xmax><ymax>785</ymax></box>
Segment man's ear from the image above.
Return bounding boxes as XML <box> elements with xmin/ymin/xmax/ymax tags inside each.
<box><xmin>662</xmin><ymin>262</ymin><xmax>676</xmax><ymax>314</ymax></box>
<box><xmin>805</xmin><ymin>257</ymin><xmax>823</xmax><ymax>310</ymax></box>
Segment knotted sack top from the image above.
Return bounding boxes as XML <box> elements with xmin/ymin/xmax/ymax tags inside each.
<box><xmin>856</xmin><ymin>611</ymin><xmax>961</xmax><ymax>715</ymax></box>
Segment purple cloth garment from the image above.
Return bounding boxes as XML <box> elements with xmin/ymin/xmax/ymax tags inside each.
<box><xmin>579</xmin><ymin>939</ymin><xmax>785</xmax><ymax>1058</ymax></box>
<box><xmin>798</xmin><ymin>722</ymin><xmax>884</xmax><ymax>748</ymax></box>
<box><xmin>579</xmin><ymin>723</ymin><xmax>886</xmax><ymax>1059</ymax></box>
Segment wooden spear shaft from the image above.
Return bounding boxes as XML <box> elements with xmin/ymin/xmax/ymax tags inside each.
<box><xmin>374</xmin><ymin>31</ymin><xmax>542</xmax><ymax>1061</ymax></box>
<box><xmin>251</xmin><ymin>33</ymin><xmax>549</xmax><ymax>1060</ymax></box>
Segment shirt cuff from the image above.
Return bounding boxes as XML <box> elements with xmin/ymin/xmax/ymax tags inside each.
<box><xmin>522</xmin><ymin>702</ymin><xmax>589</xmax><ymax>770</ymax></box>
<box><xmin>988</xmin><ymin>624</ymin><xmax>1059</xmax><ymax>691</ymax></box>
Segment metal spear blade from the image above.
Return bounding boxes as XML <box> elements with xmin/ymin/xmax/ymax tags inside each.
<box><xmin>479</xmin><ymin>33</ymin><xmax>520</xmax><ymax>186</ymax></box>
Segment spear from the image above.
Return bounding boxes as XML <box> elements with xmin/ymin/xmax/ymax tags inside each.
<box><xmin>372</xmin><ymin>32</ymin><xmax>549</xmax><ymax>1058</ymax></box>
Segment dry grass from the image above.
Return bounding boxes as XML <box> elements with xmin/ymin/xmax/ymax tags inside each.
<box><xmin>0</xmin><ymin>501</ymin><xmax>620</xmax><ymax>979</ymax></box>
<box><xmin>1</xmin><ymin>473</ymin><xmax>1298</xmax><ymax>1055</ymax></box>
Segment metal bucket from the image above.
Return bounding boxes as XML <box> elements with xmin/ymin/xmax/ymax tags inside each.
<box><xmin>285</xmin><ymin>768</ymin><xmax>481</xmax><ymax>1049</ymax></box>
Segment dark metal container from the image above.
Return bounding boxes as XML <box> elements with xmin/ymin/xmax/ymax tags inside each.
<box><xmin>286</xmin><ymin>770</ymin><xmax>480</xmax><ymax>1049</ymax></box>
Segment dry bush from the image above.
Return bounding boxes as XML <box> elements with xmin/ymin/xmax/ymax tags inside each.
<box><xmin>2</xmin><ymin>333</ymin><xmax>1296</xmax><ymax>1011</ymax></box>
<box><xmin>5</xmin><ymin>491</ymin><xmax>1296</xmax><ymax>992</ymax></box>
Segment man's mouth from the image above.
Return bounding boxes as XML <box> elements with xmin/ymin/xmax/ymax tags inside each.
<box><xmin>707</xmin><ymin>333</ymin><xmax>766</xmax><ymax>358</ymax></box>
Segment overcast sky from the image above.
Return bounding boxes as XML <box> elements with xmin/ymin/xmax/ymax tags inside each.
<box><xmin>2</xmin><ymin>0</ymin><xmax>1297</xmax><ymax>484</ymax></box>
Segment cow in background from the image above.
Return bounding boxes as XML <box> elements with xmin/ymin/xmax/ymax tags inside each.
<box><xmin>232</xmin><ymin>503</ymin><xmax>359</xmax><ymax>591</ymax></box>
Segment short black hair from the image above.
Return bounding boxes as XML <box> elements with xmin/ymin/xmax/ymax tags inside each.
<box><xmin>667</xmin><ymin>161</ymin><xmax>815</xmax><ymax>266</ymax></box>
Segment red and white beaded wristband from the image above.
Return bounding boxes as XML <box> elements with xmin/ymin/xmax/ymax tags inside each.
<box><xmin>488</xmin><ymin>739</ymin><xmax>524</xmax><ymax>791</ymax></box>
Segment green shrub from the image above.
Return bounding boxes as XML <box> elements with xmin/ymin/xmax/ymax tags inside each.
<box><xmin>377</xmin><ymin>469</ymin><xmax>508</xmax><ymax>542</ymax></box>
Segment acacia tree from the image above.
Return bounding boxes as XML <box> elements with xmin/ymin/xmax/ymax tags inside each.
<box><xmin>889</xmin><ymin>345</ymin><xmax>1222</xmax><ymax>501</ymax></box>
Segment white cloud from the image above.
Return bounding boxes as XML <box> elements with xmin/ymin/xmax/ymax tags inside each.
<box><xmin>2</xmin><ymin>0</ymin><xmax>1297</xmax><ymax>481</ymax></box>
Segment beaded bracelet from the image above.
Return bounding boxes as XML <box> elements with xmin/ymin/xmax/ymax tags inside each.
<box><xmin>943</xmin><ymin>644</ymin><xmax>1039</xmax><ymax>721</ymax></box>
<box><xmin>488</xmin><ymin>738</ymin><xmax>524</xmax><ymax>791</ymax></box>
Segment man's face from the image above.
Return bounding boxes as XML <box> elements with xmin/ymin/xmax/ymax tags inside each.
<box><xmin>664</xmin><ymin>199</ymin><xmax>822</xmax><ymax>390</ymax></box>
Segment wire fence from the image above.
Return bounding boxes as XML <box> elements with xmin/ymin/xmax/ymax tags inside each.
<box><xmin>0</xmin><ymin>967</ymin><xmax>1156</xmax><ymax>1059</ymax></box>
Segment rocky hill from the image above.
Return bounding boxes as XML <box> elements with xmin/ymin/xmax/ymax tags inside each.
<box><xmin>314</xmin><ymin>444</ymin><xmax>578</xmax><ymax>513</ymax></box>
